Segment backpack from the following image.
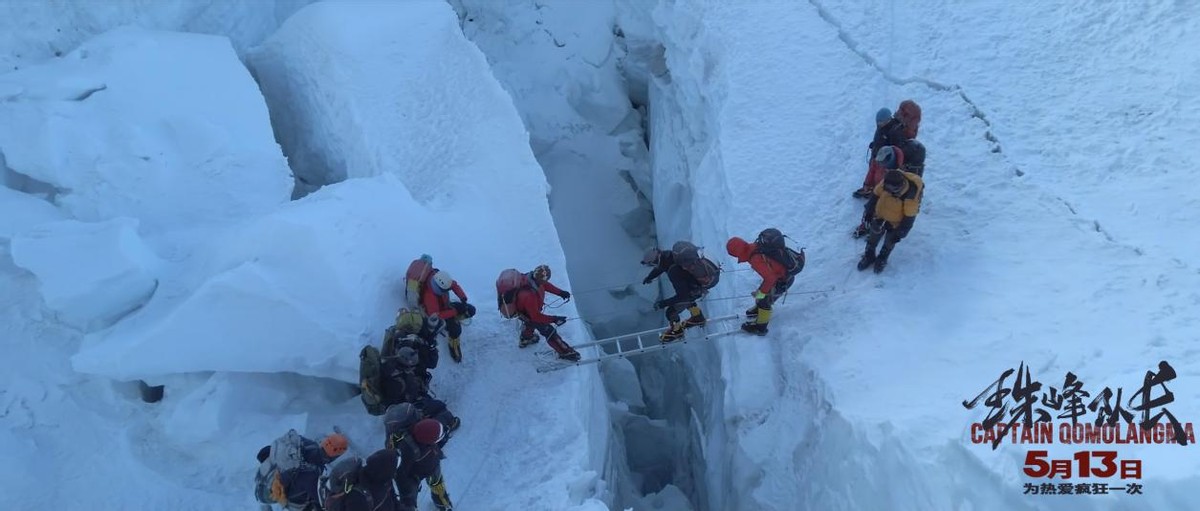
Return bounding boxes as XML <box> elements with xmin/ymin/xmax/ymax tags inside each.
<box><xmin>382</xmin><ymin>309</ymin><xmax>425</xmax><ymax>358</ymax></box>
<box><xmin>323</xmin><ymin>487</ymin><xmax>373</xmax><ymax>511</ymax></box>
<box><xmin>672</xmin><ymin>241</ymin><xmax>720</xmax><ymax>290</ymax></box>
<box><xmin>321</xmin><ymin>457</ymin><xmax>374</xmax><ymax>511</ymax></box>
<box><xmin>898</xmin><ymin>100</ymin><xmax>921</xmax><ymax>139</ymax></box>
<box><xmin>358</xmin><ymin>346</ymin><xmax>385</xmax><ymax>416</ymax></box>
<box><xmin>754</xmin><ymin>228</ymin><xmax>806</xmax><ymax>277</ymax></box>
<box><xmin>496</xmin><ymin>269</ymin><xmax>531</xmax><ymax>319</ymax></box>
<box><xmin>404</xmin><ymin>256</ymin><xmax>434</xmax><ymax>310</ymax></box>
<box><xmin>254</xmin><ymin>430</ymin><xmax>313</xmax><ymax>505</ymax></box>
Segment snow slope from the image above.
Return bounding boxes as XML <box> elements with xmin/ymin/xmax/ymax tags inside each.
<box><xmin>630</xmin><ymin>0</ymin><xmax>1200</xmax><ymax>509</ymax></box>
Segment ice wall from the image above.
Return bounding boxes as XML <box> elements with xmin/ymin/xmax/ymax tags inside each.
<box><xmin>448</xmin><ymin>0</ymin><xmax>659</xmax><ymax>339</ymax></box>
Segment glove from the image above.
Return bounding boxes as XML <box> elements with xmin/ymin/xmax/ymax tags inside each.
<box><xmin>553</xmin><ymin>316</ymin><xmax>567</xmax><ymax>326</ymax></box>
<box><xmin>752</xmin><ymin>290</ymin><xmax>768</xmax><ymax>301</ymax></box>
<box><xmin>642</xmin><ymin>276</ymin><xmax>654</xmax><ymax>285</ymax></box>
<box><xmin>652</xmin><ymin>300</ymin><xmax>666</xmax><ymax>310</ymax></box>
<box><xmin>560</xmin><ymin>291</ymin><xmax>571</xmax><ymax>303</ymax></box>
<box><xmin>869</xmin><ymin>218</ymin><xmax>886</xmax><ymax>235</ymax></box>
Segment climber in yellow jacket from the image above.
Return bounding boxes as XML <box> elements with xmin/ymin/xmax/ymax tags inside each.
<box><xmin>857</xmin><ymin>149</ymin><xmax>923</xmax><ymax>274</ymax></box>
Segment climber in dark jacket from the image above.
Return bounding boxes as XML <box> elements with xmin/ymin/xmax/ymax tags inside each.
<box><xmin>389</xmin><ymin>419</ymin><xmax>454</xmax><ymax>511</ymax></box>
<box><xmin>642</xmin><ymin>247</ymin><xmax>708</xmax><ymax>342</ymax></box>
<box><xmin>361</xmin><ymin>449</ymin><xmax>403</xmax><ymax>511</ymax></box>
<box><xmin>854</xmin><ymin>107</ymin><xmax>909</xmax><ymax>198</ymax></box>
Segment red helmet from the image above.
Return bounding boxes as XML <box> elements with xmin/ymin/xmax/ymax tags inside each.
<box><xmin>412</xmin><ymin>419</ymin><xmax>445</xmax><ymax>446</ymax></box>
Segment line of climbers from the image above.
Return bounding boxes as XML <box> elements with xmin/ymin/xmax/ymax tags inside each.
<box><xmin>852</xmin><ymin>100</ymin><xmax>926</xmax><ymax>273</ymax></box>
<box><xmin>255</xmin><ymin>256</ymin><xmax>583</xmax><ymax>510</ymax></box>
<box><xmin>253</xmin><ymin>404</ymin><xmax>453</xmax><ymax>511</ymax></box>
<box><xmin>251</xmin><ymin>99</ymin><xmax>927</xmax><ymax>510</ymax></box>
<box><xmin>638</xmin><ymin>100</ymin><xmax>924</xmax><ymax>338</ymax></box>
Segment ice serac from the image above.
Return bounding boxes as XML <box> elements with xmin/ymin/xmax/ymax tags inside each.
<box><xmin>0</xmin><ymin>186</ymin><xmax>64</xmax><ymax>239</ymax></box>
<box><xmin>248</xmin><ymin>0</ymin><xmax>545</xmax><ymax>202</ymax></box>
<box><xmin>71</xmin><ymin>4</ymin><xmax>612</xmax><ymax>508</ymax></box>
<box><xmin>9</xmin><ymin>217</ymin><xmax>159</xmax><ymax>331</ymax></box>
<box><xmin>74</xmin><ymin>0</ymin><xmax>567</xmax><ymax>384</ymax></box>
<box><xmin>0</xmin><ymin>27</ymin><xmax>292</xmax><ymax>231</ymax></box>
<box><xmin>0</xmin><ymin>0</ymin><xmax>313</xmax><ymax>69</ymax></box>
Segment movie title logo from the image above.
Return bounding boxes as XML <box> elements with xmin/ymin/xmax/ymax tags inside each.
<box><xmin>962</xmin><ymin>361</ymin><xmax>1192</xmax><ymax>497</ymax></box>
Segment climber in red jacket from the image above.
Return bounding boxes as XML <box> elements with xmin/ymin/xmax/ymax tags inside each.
<box><xmin>420</xmin><ymin>269</ymin><xmax>475</xmax><ymax>363</ymax></box>
<box><xmin>726</xmin><ymin>232</ymin><xmax>796</xmax><ymax>335</ymax></box>
<box><xmin>514</xmin><ymin>264</ymin><xmax>580</xmax><ymax>362</ymax></box>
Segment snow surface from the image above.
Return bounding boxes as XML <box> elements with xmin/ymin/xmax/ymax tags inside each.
<box><xmin>9</xmin><ymin>217</ymin><xmax>161</xmax><ymax>331</ymax></box>
<box><xmin>630</xmin><ymin>0</ymin><xmax>1200</xmax><ymax>509</ymax></box>
<box><xmin>0</xmin><ymin>27</ymin><xmax>293</xmax><ymax>232</ymax></box>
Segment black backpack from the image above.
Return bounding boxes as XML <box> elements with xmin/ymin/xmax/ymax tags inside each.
<box><xmin>321</xmin><ymin>457</ymin><xmax>375</xmax><ymax>511</ymax></box>
<box><xmin>672</xmin><ymin>241</ymin><xmax>720</xmax><ymax>290</ymax></box>
<box><xmin>754</xmin><ymin>228</ymin><xmax>805</xmax><ymax>277</ymax></box>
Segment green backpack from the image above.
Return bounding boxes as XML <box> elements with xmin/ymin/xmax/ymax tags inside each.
<box><xmin>359</xmin><ymin>345</ymin><xmax>385</xmax><ymax>416</ymax></box>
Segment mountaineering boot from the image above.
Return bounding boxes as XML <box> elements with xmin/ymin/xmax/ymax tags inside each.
<box><xmin>683</xmin><ymin>306</ymin><xmax>707</xmax><ymax>328</ymax></box>
<box><xmin>874</xmin><ymin>244</ymin><xmax>893</xmax><ymax>274</ymax></box>
<box><xmin>660</xmin><ymin>321</ymin><xmax>686</xmax><ymax>342</ymax></box>
<box><xmin>429</xmin><ymin>474</ymin><xmax>453</xmax><ymax>511</ymax></box>
<box><xmin>448</xmin><ymin>337</ymin><xmax>463</xmax><ymax>363</ymax></box>
<box><xmin>741</xmin><ymin>308</ymin><xmax>771</xmax><ymax>336</ymax></box>
<box><xmin>852</xmin><ymin>187</ymin><xmax>872</xmax><ymax>199</ymax></box>
<box><xmin>745</xmin><ymin>306</ymin><xmax>758</xmax><ymax>319</ymax></box>
<box><xmin>856</xmin><ymin>251</ymin><xmax>876</xmax><ymax>271</ymax></box>
<box><xmin>740</xmin><ymin>321</ymin><xmax>768</xmax><ymax>335</ymax></box>
<box><xmin>518</xmin><ymin>333</ymin><xmax>539</xmax><ymax>349</ymax></box>
<box><xmin>547</xmin><ymin>334</ymin><xmax>581</xmax><ymax>362</ymax></box>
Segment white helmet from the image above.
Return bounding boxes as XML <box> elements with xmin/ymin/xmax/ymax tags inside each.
<box><xmin>432</xmin><ymin>271</ymin><xmax>454</xmax><ymax>291</ymax></box>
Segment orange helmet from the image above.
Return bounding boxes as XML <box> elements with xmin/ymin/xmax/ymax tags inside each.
<box><xmin>532</xmin><ymin>264</ymin><xmax>551</xmax><ymax>282</ymax></box>
<box><xmin>322</xmin><ymin>433</ymin><xmax>349</xmax><ymax>458</ymax></box>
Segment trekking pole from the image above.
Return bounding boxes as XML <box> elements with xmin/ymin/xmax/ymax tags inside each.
<box><xmin>720</xmin><ymin>267</ymin><xmax>755</xmax><ymax>274</ymax></box>
<box><xmin>790</xmin><ymin>286</ymin><xmax>835</xmax><ymax>295</ymax></box>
